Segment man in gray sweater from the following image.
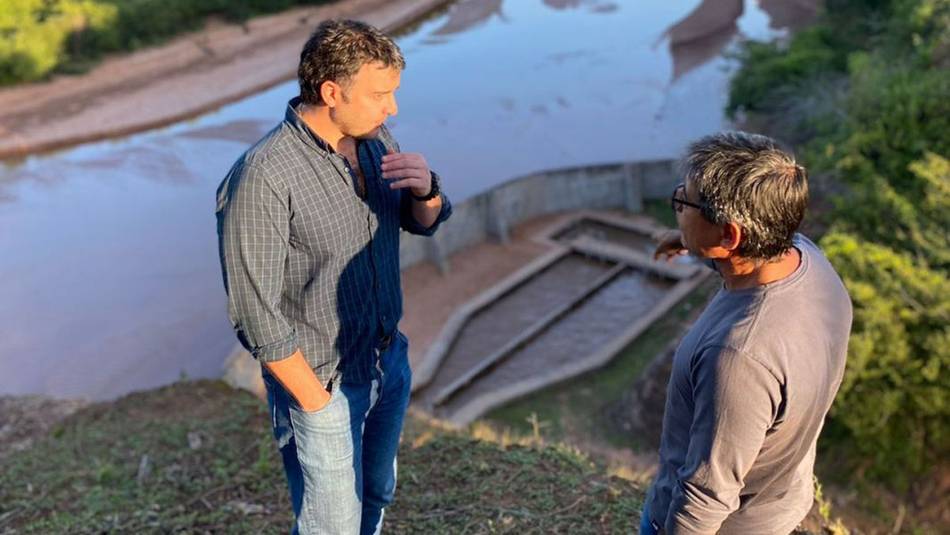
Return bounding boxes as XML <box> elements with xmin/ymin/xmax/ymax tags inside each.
<box><xmin>641</xmin><ymin>132</ymin><xmax>852</xmax><ymax>534</ymax></box>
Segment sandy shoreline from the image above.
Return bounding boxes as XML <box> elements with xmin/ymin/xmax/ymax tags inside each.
<box><xmin>0</xmin><ymin>0</ymin><xmax>451</xmax><ymax>159</ymax></box>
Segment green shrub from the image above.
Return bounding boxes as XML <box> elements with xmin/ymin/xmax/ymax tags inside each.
<box><xmin>726</xmin><ymin>27</ymin><xmax>842</xmax><ymax>116</ymax></box>
<box><xmin>833</xmin><ymin>54</ymin><xmax>950</xmax><ymax>193</ymax></box>
<box><xmin>727</xmin><ymin>0</ymin><xmax>949</xmax><ymax>116</ymax></box>
<box><xmin>823</xmin><ymin>55</ymin><xmax>950</xmax><ymax>266</ymax></box>
<box><xmin>0</xmin><ymin>0</ymin><xmax>117</xmax><ymax>84</ymax></box>
<box><xmin>0</xmin><ymin>0</ymin><xmax>331</xmax><ymax>85</ymax></box>
<box><xmin>820</xmin><ymin>52</ymin><xmax>949</xmax><ymax>487</ymax></box>
<box><xmin>820</xmin><ymin>228</ymin><xmax>949</xmax><ymax>487</ymax></box>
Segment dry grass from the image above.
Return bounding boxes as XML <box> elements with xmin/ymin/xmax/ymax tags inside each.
<box><xmin>0</xmin><ymin>380</ymin><xmax>645</xmax><ymax>534</ymax></box>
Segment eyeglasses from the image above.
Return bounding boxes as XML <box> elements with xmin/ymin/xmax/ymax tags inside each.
<box><xmin>670</xmin><ymin>183</ymin><xmax>705</xmax><ymax>213</ymax></box>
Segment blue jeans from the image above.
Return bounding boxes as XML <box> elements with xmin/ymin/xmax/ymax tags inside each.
<box><xmin>263</xmin><ymin>331</ymin><xmax>412</xmax><ymax>535</ymax></box>
<box><xmin>639</xmin><ymin>503</ymin><xmax>660</xmax><ymax>535</ymax></box>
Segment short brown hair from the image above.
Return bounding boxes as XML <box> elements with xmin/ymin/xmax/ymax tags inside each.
<box><xmin>298</xmin><ymin>19</ymin><xmax>405</xmax><ymax>105</ymax></box>
<box><xmin>683</xmin><ymin>131</ymin><xmax>809</xmax><ymax>260</ymax></box>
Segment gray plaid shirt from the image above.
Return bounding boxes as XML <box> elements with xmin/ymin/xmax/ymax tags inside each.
<box><xmin>216</xmin><ymin>97</ymin><xmax>452</xmax><ymax>385</ymax></box>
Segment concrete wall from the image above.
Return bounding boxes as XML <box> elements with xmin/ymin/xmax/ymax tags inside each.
<box><xmin>400</xmin><ymin>158</ymin><xmax>679</xmax><ymax>270</ymax></box>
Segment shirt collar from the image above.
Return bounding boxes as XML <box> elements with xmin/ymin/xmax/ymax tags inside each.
<box><xmin>285</xmin><ymin>96</ymin><xmax>334</xmax><ymax>157</ymax></box>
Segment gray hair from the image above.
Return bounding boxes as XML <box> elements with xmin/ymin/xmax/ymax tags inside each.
<box><xmin>684</xmin><ymin>131</ymin><xmax>808</xmax><ymax>260</ymax></box>
<box><xmin>298</xmin><ymin>19</ymin><xmax>405</xmax><ymax>105</ymax></box>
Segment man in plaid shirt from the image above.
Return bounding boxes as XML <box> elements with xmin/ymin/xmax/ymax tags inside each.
<box><xmin>216</xmin><ymin>19</ymin><xmax>451</xmax><ymax>534</ymax></box>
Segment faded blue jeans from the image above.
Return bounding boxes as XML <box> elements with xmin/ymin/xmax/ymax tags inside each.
<box><xmin>263</xmin><ymin>331</ymin><xmax>412</xmax><ymax>535</ymax></box>
<box><xmin>639</xmin><ymin>502</ymin><xmax>660</xmax><ymax>535</ymax></box>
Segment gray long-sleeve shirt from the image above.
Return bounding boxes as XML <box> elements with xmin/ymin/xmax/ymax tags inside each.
<box><xmin>645</xmin><ymin>234</ymin><xmax>852</xmax><ymax>534</ymax></box>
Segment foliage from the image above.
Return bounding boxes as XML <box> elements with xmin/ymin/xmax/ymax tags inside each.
<box><xmin>726</xmin><ymin>27</ymin><xmax>842</xmax><ymax>116</ymax></box>
<box><xmin>727</xmin><ymin>0</ymin><xmax>948</xmax><ymax>116</ymax></box>
<box><xmin>813</xmin><ymin>478</ymin><xmax>850</xmax><ymax>535</ymax></box>
<box><xmin>830</xmin><ymin>54</ymin><xmax>950</xmax><ymax>196</ymax></box>
<box><xmin>0</xmin><ymin>0</ymin><xmax>117</xmax><ymax>84</ymax></box>
<box><xmin>0</xmin><ymin>0</ymin><xmax>330</xmax><ymax>85</ymax></box>
<box><xmin>821</xmin><ymin>230</ymin><xmax>949</xmax><ymax>485</ymax></box>
<box><xmin>728</xmin><ymin>0</ymin><xmax>950</xmax><ymax>487</ymax></box>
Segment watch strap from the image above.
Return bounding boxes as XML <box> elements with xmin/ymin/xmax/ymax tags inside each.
<box><xmin>411</xmin><ymin>171</ymin><xmax>441</xmax><ymax>202</ymax></box>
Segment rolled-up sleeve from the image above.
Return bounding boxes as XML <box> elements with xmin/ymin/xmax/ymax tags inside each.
<box><xmin>216</xmin><ymin>161</ymin><xmax>297</xmax><ymax>362</ymax></box>
<box><xmin>665</xmin><ymin>346</ymin><xmax>779</xmax><ymax>534</ymax></box>
<box><xmin>400</xmin><ymin>184</ymin><xmax>453</xmax><ymax>236</ymax></box>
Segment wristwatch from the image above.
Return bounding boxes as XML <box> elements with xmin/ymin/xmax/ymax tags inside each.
<box><xmin>411</xmin><ymin>171</ymin><xmax>442</xmax><ymax>202</ymax></box>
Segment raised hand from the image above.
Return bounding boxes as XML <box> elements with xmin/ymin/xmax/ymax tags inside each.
<box><xmin>653</xmin><ymin>229</ymin><xmax>688</xmax><ymax>262</ymax></box>
<box><xmin>380</xmin><ymin>152</ymin><xmax>432</xmax><ymax>198</ymax></box>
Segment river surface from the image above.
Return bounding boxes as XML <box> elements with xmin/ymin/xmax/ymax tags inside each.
<box><xmin>0</xmin><ymin>0</ymin><xmax>812</xmax><ymax>399</ymax></box>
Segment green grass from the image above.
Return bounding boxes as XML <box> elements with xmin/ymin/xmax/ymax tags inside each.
<box><xmin>0</xmin><ymin>380</ymin><xmax>645</xmax><ymax>534</ymax></box>
<box><xmin>0</xmin><ymin>381</ymin><xmax>282</xmax><ymax>532</ymax></box>
<box><xmin>485</xmin><ymin>278</ymin><xmax>718</xmax><ymax>451</ymax></box>
<box><xmin>393</xmin><ymin>423</ymin><xmax>643</xmax><ymax>533</ymax></box>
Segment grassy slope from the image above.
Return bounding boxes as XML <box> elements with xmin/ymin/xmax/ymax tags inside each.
<box><xmin>0</xmin><ymin>380</ymin><xmax>644</xmax><ymax>534</ymax></box>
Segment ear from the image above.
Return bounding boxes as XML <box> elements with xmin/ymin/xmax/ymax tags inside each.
<box><xmin>320</xmin><ymin>80</ymin><xmax>342</xmax><ymax>107</ymax></box>
<box><xmin>720</xmin><ymin>222</ymin><xmax>742</xmax><ymax>252</ymax></box>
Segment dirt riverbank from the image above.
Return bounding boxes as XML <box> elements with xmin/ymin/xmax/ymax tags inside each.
<box><xmin>0</xmin><ymin>0</ymin><xmax>451</xmax><ymax>159</ymax></box>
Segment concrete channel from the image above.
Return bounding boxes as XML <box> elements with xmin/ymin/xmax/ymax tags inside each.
<box><xmin>411</xmin><ymin>213</ymin><xmax>709</xmax><ymax>426</ymax></box>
